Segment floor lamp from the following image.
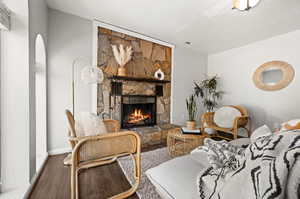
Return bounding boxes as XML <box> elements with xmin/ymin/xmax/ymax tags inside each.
<box><xmin>71</xmin><ymin>58</ymin><xmax>104</xmax><ymax>116</ymax></box>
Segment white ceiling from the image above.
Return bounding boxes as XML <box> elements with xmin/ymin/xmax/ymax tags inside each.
<box><xmin>46</xmin><ymin>0</ymin><xmax>300</xmax><ymax>54</ymax></box>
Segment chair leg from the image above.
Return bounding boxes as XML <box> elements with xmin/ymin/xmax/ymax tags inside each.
<box><xmin>233</xmin><ymin>128</ymin><xmax>238</xmax><ymax>140</ymax></box>
<box><xmin>71</xmin><ymin>166</ymin><xmax>79</xmax><ymax>199</ymax></box>
<box><xmin>75</xmin><ymin>169</ymin><xmax>79</xmax><ymax>199</ymax></box>
<box><xmin>71</xmin><ymin>166</ymin><xmax>76</xmax><ymax>199</ymax></box>
<box><xmin>247</xmin><ymin>118</ymin><xmax>252</xmax><ymax>137</ymax></box>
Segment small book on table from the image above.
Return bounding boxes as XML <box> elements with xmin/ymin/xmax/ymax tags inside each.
<box><xmin>181</xmin><ymin>127</ymin><xmax>202</xmax><ymax>135</ymax></box>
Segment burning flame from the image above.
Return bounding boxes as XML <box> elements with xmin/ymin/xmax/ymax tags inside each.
<box><xmin>128</xmin><ymin>109</ymin><xmax>151</xmax><ymax>124</ymax></box>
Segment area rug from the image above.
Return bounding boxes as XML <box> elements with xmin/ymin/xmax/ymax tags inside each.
<box><xmin>118</xmin><ymin>147</ymin><xmax>172</xmax><ymax>199</ymax></box>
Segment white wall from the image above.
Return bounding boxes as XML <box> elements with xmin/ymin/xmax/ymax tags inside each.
<box><xmin>208</xmin><ymin>30</ymin><xmax>300</xmax><ymax>130</ymax></box>
<box><xmin>34</xmin><ymin>34</ymin><xmax>47</xmax><ymax>174</ymax></box>
<box><xmin>172</xmin><ymin>46</ymin><xmax>207</xmax><ymax>125</ymax></box>
<box><xmin>48</xmin><ymin>9</ymin><xmax>93</xmax><ymax>152</ymax></box>
<box><xmin>28</xmin><ymin>0</ymin><xmax>48</xmax><ymax>181</ymax></box>
<box><xmin>1</xmin><ymin>0</ymin><xmax>30</xmax><ymax>195</ymax></box>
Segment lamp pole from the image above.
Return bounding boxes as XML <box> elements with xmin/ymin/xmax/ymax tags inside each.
<box><xmin>71</xmin><ymin>58</ymin><xmax>106</xmax><ymax>116</ymax></box>
<box><xmin>72</xmin><ymin>58</ymin><xmax>90</xmax><ymax>116</ymax></box>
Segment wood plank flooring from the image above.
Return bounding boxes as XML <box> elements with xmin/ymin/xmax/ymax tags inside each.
<box><xmin>29</xmin><ymin>143</ymin><xmax>165</xmax><ymax>199</ymax></box>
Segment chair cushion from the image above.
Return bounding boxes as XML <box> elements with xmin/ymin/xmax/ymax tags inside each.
<box><xmin>214</xmin><ymin>106</ymin><xmax>242</xmax><ymax>128</ymax></box>
<box><xmin>75</xmin><ymin>112</ymin><xmax>107</xmax><ymax>137</ymax></box>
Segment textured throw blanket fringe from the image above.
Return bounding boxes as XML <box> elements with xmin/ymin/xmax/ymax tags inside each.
<box><xmin>198</xmin><ymin>131</ymin><xmax>300</xmax><ymax>199</ymax></box>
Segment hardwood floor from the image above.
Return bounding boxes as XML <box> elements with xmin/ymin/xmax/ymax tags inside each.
<box><xmin>29</xmin><ymin>143</ymin><xmax>165</xmax><ymax>199</ymax></box>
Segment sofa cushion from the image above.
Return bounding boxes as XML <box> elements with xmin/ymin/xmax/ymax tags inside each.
<box><xmin>214</xmin><ymin>106</ymin><xmax>241</xmax><ymax>128</ymax></box>
<box><xmin>229</xmin><ymin>138</ymin><xmax>250</xmax><ymax>148</ymax></box>
<box><xmin>146</xmin><ymin>155</ymin><xmax>209</xmax><ymax>199</ymax></box>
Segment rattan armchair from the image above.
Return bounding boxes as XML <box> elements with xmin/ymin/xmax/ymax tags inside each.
<box><xmin>64</xmin><ymin>110</ymin><xmax>121</xmax><ymax>165</ymax></box>
<box><xmin>71</xmin><ymin>131</ymin><xmax>141</xmax><ymax>199</ymax></box>
<box><xmin>201</xmin><ymin>105</ymin><xmax>251</xmax><ymax>140</ymax></box>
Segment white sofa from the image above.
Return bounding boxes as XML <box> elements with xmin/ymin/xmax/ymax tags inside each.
<box><xmin>146</xmin><ymin>138</ymin><xmax>251</xmax><ymax>199</ymax></box>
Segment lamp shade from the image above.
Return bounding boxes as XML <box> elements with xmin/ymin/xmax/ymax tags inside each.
<box><xmin>80</xmin><ymin>66</ymin><xmax>104</xmax><ymax>84</ymax></box>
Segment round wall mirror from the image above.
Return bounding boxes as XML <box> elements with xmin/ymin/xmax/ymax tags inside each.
<box><xmin>253</xmin><ymin>61</ymin><xmax>295</xmax><ymax>91</ymax></box>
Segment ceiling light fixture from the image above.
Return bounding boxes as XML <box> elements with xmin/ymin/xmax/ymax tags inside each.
<box><xmin>233</xmin><ymin>0</ymin><xmax>261</xmax><ymax>11</ymax></box>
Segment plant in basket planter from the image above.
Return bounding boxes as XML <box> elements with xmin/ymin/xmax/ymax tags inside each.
<box><xmin>111</xmin><ymin>44</ymin><xmax>133</xmax><ymax>76</ymax></box>
<box><xmin>186</xmin><ymin>94</ymin><xmax>197</xmax><ymax>130</ymax></box>
<box><xmin>194</xmin><ymin>75</ymin><xmax>224</xmax><ymax>112</ymax></box>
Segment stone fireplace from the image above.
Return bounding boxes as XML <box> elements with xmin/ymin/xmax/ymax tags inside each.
<box><xmin>96</xmin><ymin>26</ymin><xmax>172</xmax><ymax>129</ymax></box>
<box><xmin>121</xmin><ymin>95</ymin><xmax>156</xmax><ymax>128</ymax></box>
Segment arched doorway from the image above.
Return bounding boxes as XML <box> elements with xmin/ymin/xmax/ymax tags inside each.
<box><xmin>35</xmin><ymin>34</ymin><xmax>47</xmax><ymax>171</ymax></box>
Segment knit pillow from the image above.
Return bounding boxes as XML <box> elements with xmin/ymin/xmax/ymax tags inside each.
<box><xmin>250</xmin><ymin>125</ymin><xmax>272</xmax><ymax>142</ymax></box>
<box><xmin>75</xmin><ymin>112</ymin><xmax>107</xmax><ymax>137</ymax></box>
<box><xmin>194</xmin><ymin>138</ymin><xmax>245</xmax><ymax>171</ymax></box>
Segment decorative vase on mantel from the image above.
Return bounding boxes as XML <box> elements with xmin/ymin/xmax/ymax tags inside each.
<box><xmin>111</xmin><ymin>44</ymin><xmax>133</xmax><ymax>77</ymax></box>
<box><xmin>117</xmin><ymin>67</ymin><xmax>127</xmax><ymax>76</ymax></box>
<box><xmin>154</xmin><ymin>69</ymin><xmax>165</xmax><ymax>80</ymax></box>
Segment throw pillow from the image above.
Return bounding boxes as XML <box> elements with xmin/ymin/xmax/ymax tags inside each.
<box><xmin>214</xmin><ymin>106</ymin><xmax>242</xmax><ymax>128</ymax></box>
<box><xmin>250</xmin><ymin>125</ymin><xmax>272</xmax><ymax>142</ymax></box>
<box><xmin>281</xmin><ymin>119</ymin><xmax>300</xmax><ymax>131</ymax></box>
<box><xmin>75</xmin><ymin>112</ymin><xmax>107</xmax><ymax>137</ymax></box>
<box><xmin>194</xmin><ymin>138</ymin><xmax>245</xmax><ymax>171</ymax></box>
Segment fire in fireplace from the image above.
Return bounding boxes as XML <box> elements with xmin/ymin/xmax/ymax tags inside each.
<box><xmin>128</xmin><ymin>108</ymin><xmax>151</xmax><ymax>124</ymax></box>
<box><xmin>121</xmin><ymin>95</ymin><xmax>156</xmax><ymax>129</ymax></box>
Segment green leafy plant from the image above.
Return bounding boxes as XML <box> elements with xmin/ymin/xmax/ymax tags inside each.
<box><xmin>194</xmin><ymin>75</ymin><xmax>224</xmax><ymax>112</ymax></box>
<box><xmin>186</xmin><ymin>94</ymin><xmax>197</xmax><ymax>121</ymax></box>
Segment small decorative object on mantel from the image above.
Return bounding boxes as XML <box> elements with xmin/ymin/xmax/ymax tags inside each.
<box><xmin>154</xmin><ymin>69</ymin><xmax>165</xmax><ymax>80</ymax></box>
<box><xmin>111</xmin><ymin>44</ymin><xmax>133</xmax><ymax>76</ymax></box>
<box><xmin>186</xmin><ymin>94</ymin><xmax>197</xmax><ymax>130</ymax></box>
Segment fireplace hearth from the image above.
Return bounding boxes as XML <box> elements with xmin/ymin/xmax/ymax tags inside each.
<box><xmin>121</xmin><ymin>95</ymin><xmax>156</xmax><ymax>129</ymax></box>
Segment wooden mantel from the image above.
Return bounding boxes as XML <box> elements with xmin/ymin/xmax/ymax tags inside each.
<box><xmin>108</xmin><ymin>75</ymin><xmax>171</xmax><ymax>84</ymax></box>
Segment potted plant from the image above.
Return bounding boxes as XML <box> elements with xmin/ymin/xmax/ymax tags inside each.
<box><xmin>186</xmin><ymin>94</ymin><xmax>197</xmax><ymax>130</ymax></box>
<box><xmin>194</xmin><ymin>75</ymin><xmax>224</xmax><ymax>112</ymax></box>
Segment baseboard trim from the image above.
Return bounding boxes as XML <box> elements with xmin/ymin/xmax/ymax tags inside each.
<box><xmin>48</xmin><ymin>147</ymin><xmax>71</xmax><ymax>155</ymax></box>
<box><xmin>24</xmin><ymin>153</ymin><xmax>49</xmax><ymax>199</ymax></box>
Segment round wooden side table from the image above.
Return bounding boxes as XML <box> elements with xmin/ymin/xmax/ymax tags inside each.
<box><xmin>167</xmin><ymin>128</ymin><xmax>209</xmax><ymax>158</ymax></box>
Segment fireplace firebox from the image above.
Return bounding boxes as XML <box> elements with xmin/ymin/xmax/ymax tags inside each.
<box><xmin>121</xmin><ymin>95</ymin><xmax>157</xmax><ymax>129</ymax></box>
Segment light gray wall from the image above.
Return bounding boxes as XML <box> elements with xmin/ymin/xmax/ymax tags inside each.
<box><xmin>208</xmin><ymin>30</ymin><xmax>300</xmax><ymax>130</ymax></box>
<box><xmin>48</xmin><ymin>9</ymin><xmax>93</xmax><ymax>152</ymax></box>
<box><xmin>1</xmin><ymin>0</ymin><xmax>30</xmax><ymax>193</ymax></box>
<box><xmin>172</xmin><ymin>47</ymin><xmax>207</xmax><ymax>125</ymax></box>
<box><xmin>47</xmin><ymin>9</ymin><xmax>208</xmax><ymax>152</ymax></box>
<box><xmin>28</xmin><ymin>0</ymin><xmax>48</xmax><ymax>181</ymax></box>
